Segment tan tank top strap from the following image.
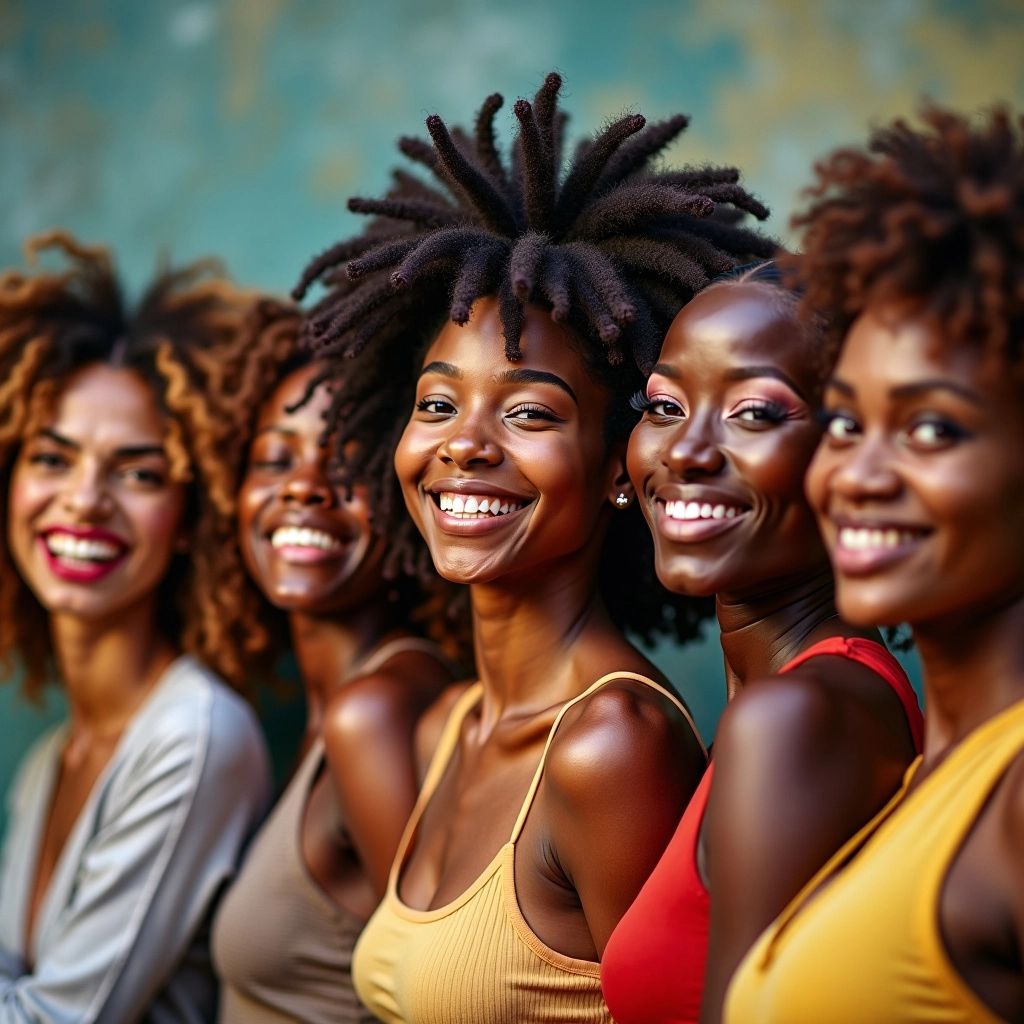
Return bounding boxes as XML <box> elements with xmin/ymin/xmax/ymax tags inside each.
<box><xmin>387</xmin><ymin>682</ymin><xmax>484</xmax><ymax>894</ymax></box>
<box><xmin>509</xmin><ymin>671</ymin><xmax>704</xmax><ymax>843</ymax></box>
<box><xmin>354</xmin><ymin>636</ymin><xmax>454</xmax><ymax>677</ymax></box>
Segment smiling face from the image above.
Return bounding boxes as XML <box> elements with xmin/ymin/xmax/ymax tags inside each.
<box><xmin>6</xmin><ymin>363</ymin><xmax>188</xmax><ymax>623</ymax></box>
<box><xmin>806</xmin><ymin>303</ymin><xmax>1024</xmax><ymax>629</ymax></box>
<box><xmin>238</xmin><ymin>362</ymin><xmax>386</xmax><ymax>614</ymax></box>
<box><xmin>627</xmin><ymin>281</ymin><xmax>828</xmax><ymax>599</ymax></box>
<box><xmin>394</xmin><ymin>298</ymin><xmax>623</xmax><ymax>587</ymax></box>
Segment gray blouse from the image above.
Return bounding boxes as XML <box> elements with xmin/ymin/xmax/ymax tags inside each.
<box><xmin>0</xmin><ymin>655</ymin><xmax>271</xmax><ymax>1024</ymax></box>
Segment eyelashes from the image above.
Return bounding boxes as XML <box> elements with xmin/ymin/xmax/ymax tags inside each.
<box><xmin>629</xmin><ymin>389</ymin><xmax>652</xmax><ymax>413</ymax></box>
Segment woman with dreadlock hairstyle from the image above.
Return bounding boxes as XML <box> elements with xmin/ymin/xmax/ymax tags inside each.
<box><xmin>291</xmin><ymin>72</ymin><xmax>774</xmax><ymax>1023</ymax></box>
<box><xmin>725</xmin><ymin>105</ymin><xmax>1024</xmax><ymax>1024</ymax></box>
<box><xmin>0</xmin><ymin>233</ymin><xmax>270</xmax><ymax>1024</ymax></box>
<box><xmin>602</xmin><ymin>258</ymin><xmax>922</xmax><ymax>1024</ymax></box>
<box><xmin>211</xmin><ymin>299</ymin><xmax>460</xmax><ymax>1024</ymax></box>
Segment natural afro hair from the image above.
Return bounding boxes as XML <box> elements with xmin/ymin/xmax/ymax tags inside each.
<box><xmin>788</xmin><ymin>103</ymin><xmax>1024</xmax><ymax>368</ymax></box>
<box><xmin>0</xmin><ymin>231</ymin><xmax>263</xmax><ymax>697</ymax></box>
<box><xmin>292</xmin><ymin>72</ymin><xmax>776</xmax><ymax>644</ymax></box>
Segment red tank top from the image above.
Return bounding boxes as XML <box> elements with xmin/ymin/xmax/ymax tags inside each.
<box><xmin>600</xmin><ymin>636</ymin><xmax>923</xmax><ymax>1024</ymax></box>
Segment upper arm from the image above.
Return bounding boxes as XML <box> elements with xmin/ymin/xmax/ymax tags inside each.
<box><xmin>546</xmin><ymin>684</ymin><xmax>705</xmax><ymax>956</ymax></box>
<box><xmin>322</xmin><ymin>669</ymin><xmax>443</xmax><ymax>898</ymax></box>
<box><xmin>699</xmin><ymin>674</ymin><xmax>908</xmax><ymax>1024</ymax></box>
<box><xmin>0</xmin><ymin>698</ymin><xmax>270</xmax><ymax>1024</ymax></box>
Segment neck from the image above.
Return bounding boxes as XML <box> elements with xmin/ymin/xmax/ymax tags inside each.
<box><xmin>913</xmin><ymin>589</ymin><xmax>1024</xmax><ymax>758</ymax></box>
<box><xmin>289</xmin><ymin>598</ymin><xmax>400</xmax><ymax>736</ymax></box>
<box><xmin>716</xmin><ymin>565</ymin><xmax>844</xmax><ymax>699</ymax></box>
<box><xmin>469</xmin><ymin>549</ymin><xmax>609</xmax><ymax>731</ymax></box>
<box><xmin>50</xmin><ymin>598</ymin><xmax>177</xmax><ymax>741</ymax></box>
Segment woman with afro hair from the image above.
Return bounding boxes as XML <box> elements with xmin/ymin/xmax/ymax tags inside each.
<box><xmin>293</xmin><ymin>72</ymin><xmax>774</xmax><ymax>1023</ymax></box>
<box><xmin>0</xmin><ymin>233</ymin><xmax>270</xmax><ymax>1024</ymax></box>
<box><xmin>726</xmin><ymin>106</ymin><xmax>1024</xmax><ymax>1023</ymax></box>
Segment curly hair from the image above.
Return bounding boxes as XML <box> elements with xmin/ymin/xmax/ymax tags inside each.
<box><xmin>223</xmin><ymin>297</ymin><xmax>472</xmax><ymax>666</ymax></box>
<box><xmin>292</xmin><ymin>73</ymin><xmax>776</xmax><ymax>644</ymax></box>
<box><xmin>0</xmin><ymin>231</ymin><xmax>264</xmax><ymax>698</ymax></box>
<box><xmin>788</xmin><ymin>104</ymin><xmax>1024</xmax><ymax>369</ymax></box>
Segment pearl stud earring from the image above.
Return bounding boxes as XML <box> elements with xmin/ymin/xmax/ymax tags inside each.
<box><xmin>615</xmin><ymin>493</ymin><xmax>630</xmax><ymax>508</ymax></box>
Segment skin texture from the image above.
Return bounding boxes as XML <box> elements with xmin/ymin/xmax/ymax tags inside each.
<box><xmin>807</xmin><ymin>302</ymin><xmax>1024</xmax><ymax>1021</ymax></box>
<box><xmin>627</xmin><ymin>281</ymin><xmax>917</xmax><ymax>1023</ymax></box>
<box><xmin>6</xmin><ymin>364</ymin><xmax>186</xmax><ymax>957</ymax></box>
<box><xmin>237</xmin><ymin>363</ymin><xmax>451</xmax><ymax>909</ymax></box>
<box><xmin>393</xmin><ymin>297</ymin><xmax>705</xmax><ymax>960</ymax></box>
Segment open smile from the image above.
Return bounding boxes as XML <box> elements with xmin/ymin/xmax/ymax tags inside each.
<box><xmin>266</xmin><ymin>524</ymin><xmax>350</xmax><ymax>565</ymax></box>
<box><xmin>830</xmin><ymin>521</ymin><xmax>932</xmax><ymax>577</ymax></box>
<box><xmin>425</xmin><ymin>482</ymin><xmax>535</xmax><ymax>536</ymax></box>
<box><xmin>652</xmin><ymin>493</ymin><xmax>751</xmax><ymax>544</ymax></box>
<box><xmin>38</xmin><ymin>526</ymin><xmax>130</xmax><ymax>583</ymax></box>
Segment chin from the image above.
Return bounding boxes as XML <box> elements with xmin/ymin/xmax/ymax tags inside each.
<box><xmin>655</xmin><ymin>556</ymin><xmax>722</xmax><ymax>600</ymax></box>
<box><xmin>833</xmin><ymin>583</ymin><xmax>913</xmax><ymax>629</ymax></box>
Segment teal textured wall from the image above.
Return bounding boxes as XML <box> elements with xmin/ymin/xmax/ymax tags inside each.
<box><xmin>0</xmin><ymin>0</ymin><xmax>1019</xmax><ymax>835</ymax></box>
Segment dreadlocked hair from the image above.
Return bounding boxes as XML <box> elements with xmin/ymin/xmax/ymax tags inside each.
<box><xmin>787</xmin><ymin>103</ymin><xmax>1024</xmax><ymax>370</ymax></box>
<box><xmin>0</xmin><ymin>231</ymin><xmax>264</xmax><ymax>698</ymax></box>
<box><xmin>223</xmin><ymin>298</ymin><xmax>472</xmax><ymax>668</ymax></box>
<box><xmin>293</xmin><ymin>73</ymin><xmax>776</xmax><ymax>644</ymax></box>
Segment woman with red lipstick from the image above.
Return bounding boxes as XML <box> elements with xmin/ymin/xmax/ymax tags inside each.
<box><xmin>600</xmin><ymin>259</ymin><xmax>923</xmax><ymax>1024</ymax></box>
<box><xmin>212</xmin><ymin>301</ymin><xmax>459</xmax><ymax>1024</ymax></box>
<box><xmin>0</xmin><ymin>233</ymin><xmax>270</xmax><ymax>1023</ymax></box>
<box><xmin>292</xmin><ymin>73</ymin><xmax>773</xmax><ymax>1023</ymax></box>
<box><xmin>725</xmin><ymin>106</ymin><xmax>1024</xmax><ymax>1024</ymax></box>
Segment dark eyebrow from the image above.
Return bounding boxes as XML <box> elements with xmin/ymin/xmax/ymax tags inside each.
<box><xmin>650</xmin><ymin>362</ymin><xmax>679</xmax><ymax>380</ymax></box>
<box><xmin>724</xmin><ymin>365</ymin><xmax>807</xmax><ymax>402</ymax></box>
<box><xmin>253</xmin><ymin>425</ymin><xmax>298</xmax><ymax>439</ymax></box>
<box><xmin>38</xmin><ymin>430</ymin><xmax>165</xmax><ymax>460</ymax></box>
<box><xmin>494</xmin><ymin>368</ymin><xmax>577</xmax><ymax>404</ymax></box>
<box><xmin>826</xmin><ymin>376</ymin><xmax>984</xmax><ymax>408</ymax></box>
<box><xmin>419</xmin><ymin>361</ymin><xmax>462</xmax><ymax>380</ymax></box>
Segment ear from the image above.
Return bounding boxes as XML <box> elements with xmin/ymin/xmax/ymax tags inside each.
<box><xmin>604</xmin><ymin>445</ymin><xmax>636</xmax><ymax>510</ymax></box>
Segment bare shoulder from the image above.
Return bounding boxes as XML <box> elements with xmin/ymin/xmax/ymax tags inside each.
<box><xmin>547</xmin><ymin>677</ymin><xmax>705</xmax><ymax>806</ymax></box>
<box><xmin>999</xmin><ymin>748</ymin><xmax>1024</xmax><ymax>860</ymax></box>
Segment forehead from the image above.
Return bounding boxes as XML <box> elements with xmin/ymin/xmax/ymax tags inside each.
<box><xmin>840</xmin><ymin>304</ymin><xmax>991</xmax><ymax>384</ymax></box>
<box><xmin>44</xmin><ymin>364</ymin><xmax>166</xmax><ymax>446</ymax></box>
<box><xmin>258</xmin><ymin>363</ymin><xmax>332</xmax><ymax>430</ymax></box>
<box><xmin>661</xmin><ymin>282</ymin><xmax>808</xmax><ymax>371</ymax></box>
<box><xmin>423</xmin><ymin>298</ymin><xmax>599</xmax><ymax>393</ymax></box>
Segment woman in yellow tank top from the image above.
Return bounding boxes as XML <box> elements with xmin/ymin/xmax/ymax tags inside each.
<box><xmin>724</xmin><ymin>105</ymin><xmax>1024</xmax><ymax>1023</ymax></box>
<box><xmin>290</xmin><ymin>72</ymin><xmax>774</xmax><ymax>1023</ymax></box>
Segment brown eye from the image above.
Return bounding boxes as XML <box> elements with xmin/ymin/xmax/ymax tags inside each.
<box><xmin>822</xmin><ymin>411</ymin><xmax>859</xmax><ymax>443</ymax></box>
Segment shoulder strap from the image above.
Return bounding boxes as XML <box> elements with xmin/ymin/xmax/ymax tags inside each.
<box><xmin>780</xmin><ymin>636</ymin><xmax>924</xmax><ymax>752</ymax></box>
<box><xmin>354</xmin><ymin>636</ymin><xmax>454</xmax><ymax>677</ymax></box>
<box><xmin>386</xmin><ymin>683</ymin><xmax>483</xmax><ymax>893</ymax></box>
<box><xmin>509</xmin><ymin>671</ymin><xmax>705</xmax><ymax>843</ymax></box>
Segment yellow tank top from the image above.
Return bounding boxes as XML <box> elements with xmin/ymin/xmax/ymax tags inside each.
<box><xmin>725</xmin><ymin>697</ymin><xmax>1024</xmax><ymax>1024</ymax></box>
<box><xmin>352</xmin><ymin>671</ymin><xmax>702</xmax><ymax>1024</ymax></box>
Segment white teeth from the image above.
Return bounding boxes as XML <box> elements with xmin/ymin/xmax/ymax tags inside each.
<box><xmin>838</xmin><ymin>527</ymin><xmax>919</xmax><ymax>551</ymax></box>
<box><xmin>46</xmin><ymin>534</ymin><xmax>121</xmax><ymax>561</ymax></box>
<box><xmin>270</xmin><ymin>526</ymin><xmax>342</xmax><ymax>551</ymax></box>
<box><xmin>664</xmin><ymin>501</ymin><xmax>744</xmax><ymax>522</ymax></box>
<box><xmin>436</xmin><ymin>492</ymin><xmax>524</xmax><ymax>519</ymax></box>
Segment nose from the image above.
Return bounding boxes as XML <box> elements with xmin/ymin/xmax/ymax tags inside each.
<box><xmin>282</xmin><ymin>462</ymin><xmax>336</xmax><ymax>507</ymax></box>
<box><xmin>61</xmin><ymin>461</ymin><xmax>112</xmax><ymax>520</ymax></box>
<box><xmin>829</xmin><ymin>434</ymin><xmax>902</xmax><ymax>502</ymax></box>
<box><xmin>664</xmin><ymin>415</ymin><xmax>725</xmax><ymax>478</ymax></box>
<box><xmin>437</xmin><ymin>419</ymin><xmax>503</xmax><ymax>469</ymax></box>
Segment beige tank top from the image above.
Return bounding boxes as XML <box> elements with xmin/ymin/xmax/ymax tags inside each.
<box><xmin>352</xmin><ymin>671</ymin><xmax>703</xmax><ymax>1024</ymax></box>
<box><xmin>213</xmin><ymin>638</ymin><xmax>448</xmax><ymax>1024</ymax></box>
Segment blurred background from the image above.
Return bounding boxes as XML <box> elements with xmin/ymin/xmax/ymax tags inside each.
<box><xmin>2</xmin><ymin>0</ymin><xmax>1022</xmax><ymax>831</ymax></box>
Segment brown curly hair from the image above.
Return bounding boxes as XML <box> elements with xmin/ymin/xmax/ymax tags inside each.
<box><xmin>0</xmin><ymin>231</ymin><xmax>266</xmax><ymax>698</ymax></box>
<box><xmin>787</xmin><ymin>104</ymin><xmax>1024</xmax><ymax>370</ymax></box>
<box><xmin>223</xmin><ymin>296</ymin><xmax>472</xmax><ymax>668</ymax></box>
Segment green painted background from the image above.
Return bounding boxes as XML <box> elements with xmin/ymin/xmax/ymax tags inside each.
<box><xmin>1</xmin><ymin>0</ymin><xmax>1019</xmax><ymax>834</ymax></box>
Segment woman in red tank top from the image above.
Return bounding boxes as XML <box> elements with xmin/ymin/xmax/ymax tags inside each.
<box><xmin>600</xmin><ymin>261</ymin><xmax>924</xmax><ymax>1024</ymax></box>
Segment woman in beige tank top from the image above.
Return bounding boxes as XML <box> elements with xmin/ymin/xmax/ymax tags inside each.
<box><xmin>289</xmin><ymin>72</ymin><xmax>775</xmax><ymax>1023</ymax></box>
<box><xmin>211</xmin><ymin>303</ymin><xmax>462</xmax><ymax>1024</ymax></box>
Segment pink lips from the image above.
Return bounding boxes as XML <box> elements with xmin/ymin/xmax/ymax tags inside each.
<box><xmin>38</xmin><ymin>526</ymin><xmax>129</xmax><ymax>584</ymax></box>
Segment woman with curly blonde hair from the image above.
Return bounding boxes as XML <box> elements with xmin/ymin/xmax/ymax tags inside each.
<box><xmin>0</xmin><ymin>232</ymin><xmax>270</xmax><ymax>1024</ymax></box>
